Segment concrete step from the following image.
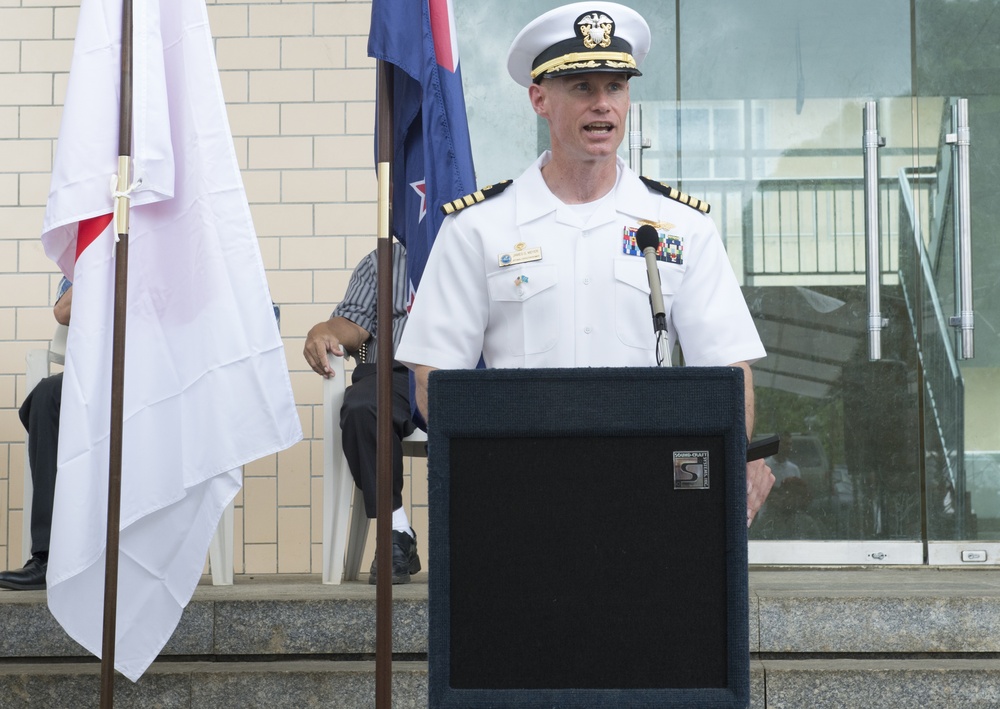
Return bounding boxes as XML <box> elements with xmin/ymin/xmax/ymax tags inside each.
<box><xmin>750</xmin><ymin>568</ymin><xmax>1000</xmax><ymax>653</ymax></box>
<box><xmin>6</xmin><ymin>570</ymin><xmax>1000</xmax><ymax>658</ymax></box>
<box><xmin>0</xmin><ymin>575</ymin><xmax>428</xmax><ymax>659</ymax></box>
<box><xmin>2</xmin><ymin>659</ymin><xmax>999</xmax><ymax>708</ymax></box>
<box><xmin>2</xmin><ymin>569</ymin><xmax>1000</xmax><ymax>707</ymax></box>
<box><xmin>0</xmin><ymin>660</ymin><xmax>428</xmax><ymax>708</ymax></box>
<box><xmin>756</xmin><ymin>659</ymin><xmax>1000</xmax><ymax>709</ymax></box>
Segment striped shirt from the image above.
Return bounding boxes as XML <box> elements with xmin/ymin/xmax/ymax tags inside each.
<box><xmin>57</xmin><ymin>276</ymin><xmax>71</xmax><ymax>302</ymax></box>
<box><xmin>332</xmin><ymin>242</ymin><xmax>408</xmax><ymax>364</ymax></box>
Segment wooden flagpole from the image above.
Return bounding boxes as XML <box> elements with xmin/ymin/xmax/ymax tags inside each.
<box><xmin>374</xmin><ymin>57</ymin><xmax>395</xmax><ymax>709</ymax></box>
<box><xmin>100</xmin><ymin>0</ymin><xmax>134</xmax><ymax>704</ymax></box>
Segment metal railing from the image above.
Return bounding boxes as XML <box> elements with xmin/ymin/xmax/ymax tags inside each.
<box><xmin>679</xmin><ymin>173</ymin><xmax>936</xmax><ymax>280</ymax></box>
<box><xmin>662</xmin><ymin>99</ymin><xmax>971</xmax><ymax>540</ymax></box>
<box><xmin>899</xmin><ymin>168</ymin><xmax>966</xmax><ymax>537</ymax></box>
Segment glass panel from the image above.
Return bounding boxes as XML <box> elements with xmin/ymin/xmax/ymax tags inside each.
<box><xmin>916</xmin><ymin>0</ymin><xmax>1000</xmax><ymax>541</ymax></box>
<box><xmin>455</xmin><ymin>0</ymin><xmax>677</xmax><ymax>187</ymax></box>
<box><xmin>455</xmin><ymin>0</ymin><xmax>1000</xmax><ymax>557</ymax></box>
<box><xmin>453</xmin><ymin>3</ymin><xmax>539</xmax><ymax>185</ymax></box>
<box><xmin>899</xmin><ymin>157</ymin><xmax>961</xmax><ymax>538</ymax></box>
<box><xmin>667</xmin><ymin>0</ymin><xmax>923</xmax><ymax>544</ymax></box>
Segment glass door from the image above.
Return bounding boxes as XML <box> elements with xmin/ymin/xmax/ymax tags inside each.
<box><xmin>455</xmin><ymin>0</ymin><xmax>1000</xmax><ymax>564</ymax></box>
<box><xmin>649</xmin><ymin>0</ymin><xmax>924</xmax><ymax>562</ymax></box>
<box><xmin>914</xmin><ymin>2</ymin><xmax>1000</xmax><ymax>563</ymax></box>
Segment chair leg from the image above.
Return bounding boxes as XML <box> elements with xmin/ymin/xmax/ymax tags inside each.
<box><xmin>344</xmin><ymin>487</ymin><xmax>371</xmax><ymax>582</ymax></box>
<box><xmin>208</xmin><ymin>498</ymin><xmax>235</xmax><ymax>586</ymax></box>
<box><xmin>323</xmin><ymin>450</ymin><xmax>356</xmax><ymax>584</ymax></box>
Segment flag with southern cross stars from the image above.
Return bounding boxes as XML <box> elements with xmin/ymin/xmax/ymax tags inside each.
<box><xmin>368</xmin><ymin>0</ymin><xmax>476</xmax><ymax>311</ymax></box>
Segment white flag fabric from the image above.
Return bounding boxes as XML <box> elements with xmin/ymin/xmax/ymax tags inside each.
<box><xmin>41</xmin><ymin>0</ymin><xmax>302</xmax><ymax>682</ymax></box>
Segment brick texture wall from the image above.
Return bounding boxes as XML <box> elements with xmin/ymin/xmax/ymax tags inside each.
<box><xmin>0</xmin><ymin>0</ymin><xmax>427</xmax><ymax>577</ymax></box>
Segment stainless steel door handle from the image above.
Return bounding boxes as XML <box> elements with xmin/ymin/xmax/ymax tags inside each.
<box><xmin>863</xmin><ymin>101</ymin><xmax>888</xmax><ymax>361</ymax></box>
<box><xmin>946</xmin><ymin>98</ymin><xmax>975</xmax><ymax>360</ymax></box>
<box><xmin>628</xmin><ymin>103</ymin><xmax>651</xmax><ymax>174</ymax></box>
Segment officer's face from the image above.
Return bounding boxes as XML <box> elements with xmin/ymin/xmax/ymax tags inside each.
<box><xmin>529</xmin><ymin>73</ymin><xmax>630</xmax><ymax>165</ymax></box>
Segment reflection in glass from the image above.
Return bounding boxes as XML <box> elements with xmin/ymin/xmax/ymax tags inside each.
<box><xmin>452</xmin><ymin>0</ymin><xmax>1000</xmax><ymax>552</ymax></box>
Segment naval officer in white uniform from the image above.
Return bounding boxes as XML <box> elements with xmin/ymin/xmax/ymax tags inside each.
<box><xmin>396</xmin><ymin>2</ymin><xmax>775</xmax><ymax>524</ymax></box>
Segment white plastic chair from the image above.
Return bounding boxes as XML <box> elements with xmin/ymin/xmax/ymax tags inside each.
<box><xmin>322</xmin><ymin>352</ymin><xmax>427</xmax><ymax>584</ymax></box>
<box><xmin>23</xmin><ymin>324</ymin><xmax>235</xmax><ymax>585</ymax></box>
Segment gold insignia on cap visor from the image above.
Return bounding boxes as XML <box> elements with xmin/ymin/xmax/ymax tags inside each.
<box><xmin>506</xmin><ymin>2</ymin><xmax>651</xmax><ymax>88</ymax></box>
<box><xmin>530</xmin><ymin>52</ymin><xmax>637</xmax><ymax>81</ymax></box>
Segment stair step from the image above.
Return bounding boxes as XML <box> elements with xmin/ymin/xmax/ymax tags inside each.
<box><xmin>2</xmin><ymin>659</ymin><xmax>999</xmax><ymax>708</ymax></box>
<box><xmin>3</xmin><ymin>570</ymin><xmax>1000</xmax><ymax>707</ymax></box>
<box><xmin>756</xmin><ymin>658</ymin><xmax>1000</xmax><ymax>709</ymax></box>
<box><xmin>6</xmin><ymin>571</ymin><xmax>1000</xmax><ymax>658</ymax></box>
<box><xmin>0</xmin><ymin>660</ymin><xmax>427</xmax><ymax>709</ymax></box>
<box><xmin>751</xmin><ymin>568</ymin><xmax>1000</xmax><ymax>653</ymax></box>
<box><xmin>0</xmin><ymin>577</ymin><xmax>429</xmax><ymax>659</ymax></box>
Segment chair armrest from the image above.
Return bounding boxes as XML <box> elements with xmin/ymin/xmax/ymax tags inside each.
<box><xmin>49</xmin><ymin>324</ymin><xmax>68</xmax><ymax>365</ymax></box>
<box><xmin>323</xmin><ymin>352</ymin><xmax>348</xmax><ymax>469</ymax></box>
<box><xmin>322</xmin><ymin>350</ymin><xmax>351</xmax><ymax>584</ymax></box>
<box><xmin>26</xmin><ymin>350</ymin><xmax>51</xmax><ymax>392</ymax></box>
<box><xmin>323</xmin><ymin>352</ymin><xmax>347</xmax><ymax>423</ymax></box>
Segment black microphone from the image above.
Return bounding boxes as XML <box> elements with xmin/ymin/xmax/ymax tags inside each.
<box><xmin>635</xmin><ymin>225</ymin><xmax>668</xmax><ymax>336</ymax></box>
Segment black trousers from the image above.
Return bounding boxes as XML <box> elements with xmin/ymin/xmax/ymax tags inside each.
<box><xmin>340</xmin><ymin>362</ymin><xmax>416</xmax><ymax>518</ymax></box>
<box><xmin>18</xmin><ymin>372</ymin><xmax>63</xmax><ymax>557</ymax></box>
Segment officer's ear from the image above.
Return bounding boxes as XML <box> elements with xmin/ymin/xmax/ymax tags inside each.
<box><xmin>528</xmin><ymin>82</ymin><xmax>547</xmax><ymax>117</ymax></box>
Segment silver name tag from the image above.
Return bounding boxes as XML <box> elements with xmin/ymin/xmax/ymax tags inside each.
<box><xmin>498</xmin><ymin>247</ymin><xmax>542</xmax><ymax>267</ymax></box>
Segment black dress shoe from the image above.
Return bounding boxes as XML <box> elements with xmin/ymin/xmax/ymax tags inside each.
<box><xmin>0</xmin><ymin>556</ymin><xmax>47</xmax><ymax>591</ymax></box>
<box><xmin>369</xmin><ymin>529</ymin><xmax>421</xmax><ymax>585</ymax></box>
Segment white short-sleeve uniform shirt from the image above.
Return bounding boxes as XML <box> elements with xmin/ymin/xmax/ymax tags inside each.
<box><xmin>396</xmin><ymin>153</ymin><xmax>765</xmax><ymax>371</ymax></box>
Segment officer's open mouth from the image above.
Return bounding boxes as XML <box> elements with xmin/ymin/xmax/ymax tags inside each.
<box><xmin>584</xmin><ymin>122</ymin><xmax>613</xmax><ymax>134</ymax></box>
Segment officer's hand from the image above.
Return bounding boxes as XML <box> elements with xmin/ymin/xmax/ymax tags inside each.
<box><xmin>746</xmin><ymin>458</ymin><xmax>775</xmax><ymax>527</ymax></box>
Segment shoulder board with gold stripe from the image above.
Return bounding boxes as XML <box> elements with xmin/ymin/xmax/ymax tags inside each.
<box><xmin>441</xmin><ymin>180</ymin><xmax>514</xmax><ymax>216</ymax></box>
<box><xmin>640</xmin><ymin>176</ymin><xmax>711</xmax><ymax>214</ymax></box>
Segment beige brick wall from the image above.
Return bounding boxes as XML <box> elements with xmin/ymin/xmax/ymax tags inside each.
<box><xmin>0</xmin><ymin>0</ymin><xmax>429</xmax><ymax>578</ymax></box>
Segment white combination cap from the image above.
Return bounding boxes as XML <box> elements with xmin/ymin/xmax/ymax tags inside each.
<box><xmin>506</xmin><ymin>3</ymin><xmax>651</xmax><ymax>88</ymax></box>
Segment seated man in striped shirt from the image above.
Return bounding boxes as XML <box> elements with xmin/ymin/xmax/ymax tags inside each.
<box><xmin>303</xmin><ymin>243</ymin><xmax>420</xmax><ymax>584</ymax></box>
<box><xmin>0</xmin><ymin>277</ymin><xmax>72</xmax><ymax>591</ymax></box>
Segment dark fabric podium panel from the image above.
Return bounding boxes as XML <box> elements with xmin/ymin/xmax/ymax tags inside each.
<box><xmin>428</xmin><ymin>368</ymin><xmax>749</xmax><ymax>709</ymax></box>
<box><xmin>450</xmin><ymin>434</ymin><xmax>729</xmax><ymax>689</ymax></box>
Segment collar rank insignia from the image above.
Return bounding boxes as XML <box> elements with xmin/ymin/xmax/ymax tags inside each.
<box><xmin>639</xmin><ymin>176</ymin><xmax>711</xmax><ymax>214</ymax></box>
<box><xmin>623</xmin><ymin>225</ymin><xmax>684</xmax><ymax>265</ymax></box>
<box><xmin>441</xmin><ymin>179</ymin><xmax>514</xmax><ymax>216</ymax></box>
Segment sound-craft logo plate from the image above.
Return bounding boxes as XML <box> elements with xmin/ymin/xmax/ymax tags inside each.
<box><xmin>673</xmin><ymin>451</ymin><xmax>710</xmax><ymax>489</ymax></box>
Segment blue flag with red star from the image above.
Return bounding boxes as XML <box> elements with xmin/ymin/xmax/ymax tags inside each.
<box><xmin>368</xmin><ymin>0</ymin><xmax>476</xmax><ymax>308</ymax></box>
<box><xmin>368</xmin><ymin>0</ymin><xmax>476</xmax><ymax>427</ymax></box>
